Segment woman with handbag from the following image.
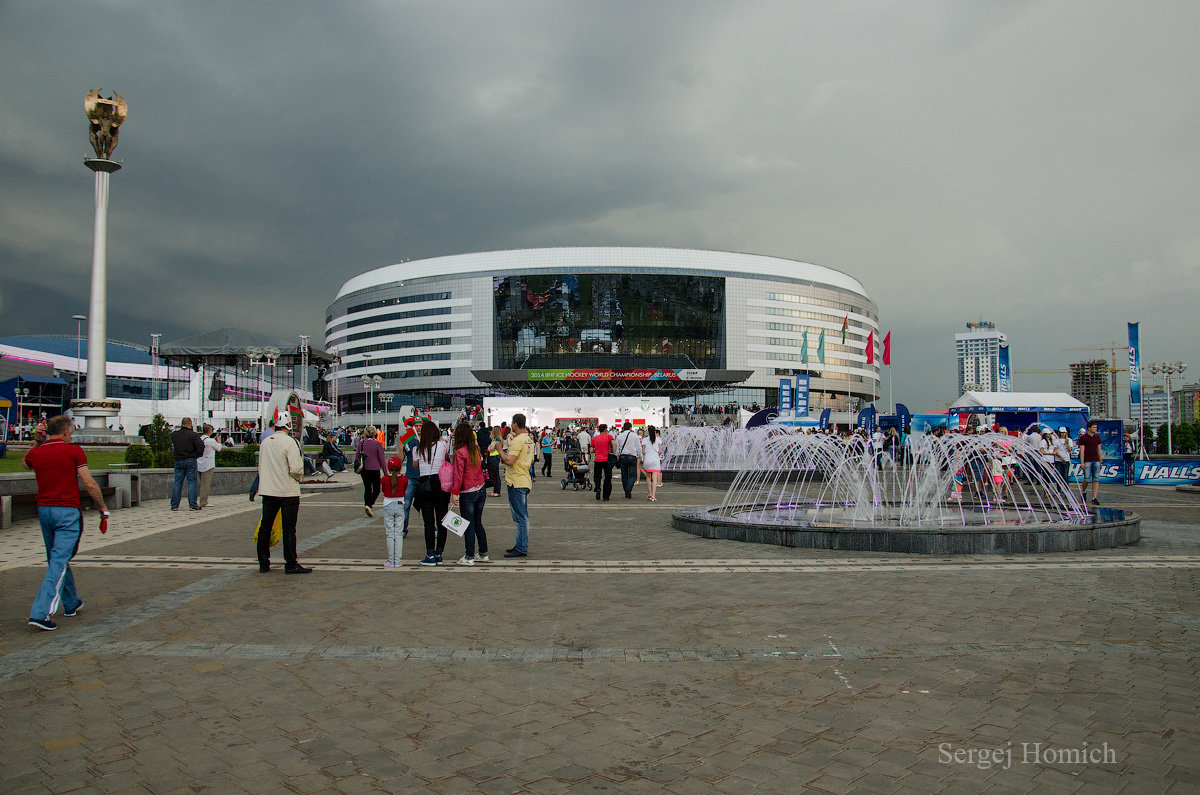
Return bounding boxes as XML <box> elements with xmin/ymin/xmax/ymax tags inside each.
<box><xmin>356</xmin><ymin>425</ymin><xmax>386</xmax><ymax>517</ymax></box>
<box><xmin>448</xmin><ymin>422</ymin><xmax>489</xmax><ymax>566</ymax></box>
<box><xmin>414</xmin><ymin>420</ymin><xmax>451</xmax><ymax>566</ymax></box>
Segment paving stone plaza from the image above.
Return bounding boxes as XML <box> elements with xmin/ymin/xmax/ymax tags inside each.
<box><xmin>2</xmin><ymin>475</ymin><xmax>1198</xmax><ymax>793</ymax></box>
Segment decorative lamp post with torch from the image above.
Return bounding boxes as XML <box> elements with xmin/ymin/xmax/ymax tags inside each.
<box><xmin>72</xmin><ymin>89</ymin><xmax>128</xmax><ymax>440</ymax></box>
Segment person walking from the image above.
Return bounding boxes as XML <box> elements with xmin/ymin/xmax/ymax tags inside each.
<box><xmin>356</xmin><ymin>425</ymin><xmax>386</xmax><ymax>517</ymax></box>
<box><xmin>1122</xmin><ymin>432</ymin><xmax>1136</xmax><ymax>486</ymax></box>
<box><xmin>380</xmin><ymin>456</ymin><xmax>409</xmax><ymax>567</ymax></box>
<box><xmin>448</xmin><ymin>422</ymin><xmax>489</xmax><ymax>566</ymax></box>
<box><xmin>614</xmin><ymin>421</ymin><xmax>641</xmax><ymax>499</ymax></box>
<box><xmin>499</xmin><ymin>413</ymin><xmax>534</xmax><ymax>557</ymax></box>
<box><xmin>590</xmin><ymin>423</ymin><xmax>614</xmax><ymax>501</ymax></box>
<box><xmin>196</xmin><ymin>423</ymin><xmax>221</xmax><ymax>508</ymax></box>
<box><xmin>539</xmin><ymin>427</ymin><xmax>556</xmax><ymax>478</ymax></box>
<box><xmin>642</xmin><ymin>425</ymin><xmax>663</xmax><ymax>502</ymax></box>
<box><xmin>255</xmin><ymin>414</ymin><xmax>311</xmax><ymax>574</ymax></box>
<box><xmin>414</xmin><ymin>420</ymin><xmax>451</xmax><ymax>565</ymax></box>
<box><xmin>24</xmin><ymin>415</ymin><xmax>110</xmax><ymax>630</ymax></box>
<box><xmin>1053</xmin><ymin>427</ymin><xmax>1073</xmax><ymax>483</ymax></box>
<box><xmin>170</xmin><ymin>417</ymin><xmax>205</xmax><ymax>511</ymax></box>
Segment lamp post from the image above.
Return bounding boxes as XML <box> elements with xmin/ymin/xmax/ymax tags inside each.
<box><xmin>72</xmin><ymin>315</ymin><xmax>86</xmax><ymax>401</ymax></box>
<box><xmin>361</xmin><ymin>375</ymin><xmax>376</xmax><ymax>427</ymax></box>
<box><xmin>17</xmin><ymin>388</ymin><xmax>29</xmax><ymax>439</ymax></box>
<box><xmin>1149</xmin><ymin>361</ymin><xmax>1188</xmax><ymax>454</ymax></box>
<box><xmin>378</xmin><ymin>392</ymin><xmax>394</xmax><ymax>444</ymax></box>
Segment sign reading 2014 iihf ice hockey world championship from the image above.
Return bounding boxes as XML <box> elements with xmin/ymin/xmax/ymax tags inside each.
<box><xmin>527</xmin><ymin>368</ymin><xmax>707</xmax><ymax>381</ymax></box>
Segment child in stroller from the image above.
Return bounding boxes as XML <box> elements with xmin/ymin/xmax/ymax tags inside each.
<box><xmin>560</xmin><ymin>450</ymin><xmax>593</xmax><ymax>491</ymax></box>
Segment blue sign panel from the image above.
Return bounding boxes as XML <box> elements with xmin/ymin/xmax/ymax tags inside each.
<box><xmin>794</xmin><ymin>374</ymin><xmax>810</xmax><ymax>416</ymax></box>
<box><xmin>779</xmin><ymin>378</ymin><xmax>792</xmax><ymax>412</ymax></box>
<box><xmin>998</xmin><ymin>343</ymin><xmax>1011</xmax><ymax>392</ymax></box>
<box><xmin>1128</xmin><ymin>322</ymin><xmax>1141</xmax><ymax>406</ymax></box>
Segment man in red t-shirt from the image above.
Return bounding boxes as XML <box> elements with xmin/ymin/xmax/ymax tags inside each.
<box><xmin>24</xmin><ymin>415</ymin><xmax>110</xmax><ymax>631</ymax></box>
<box><xmin>590</xmin><ymin>424</ymin><xmax>615</xmax><ymax>501</ymax></box>
<box><xmin>1077</xmin><ymin>420</ymin><xmax>1104</xmax><ymax>506</ymax></box>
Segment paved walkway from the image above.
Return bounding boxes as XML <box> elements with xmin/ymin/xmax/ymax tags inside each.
<box><xmin>2</xmin><ymin>476</ymin><xmax>1198</xmax><ymax>793</ymax></box>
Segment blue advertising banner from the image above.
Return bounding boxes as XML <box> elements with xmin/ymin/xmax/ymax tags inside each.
<box><xmin>856</xmin><ymin>405</ymin><xmax>877</xmax><ymax>431</ymax></box>
<box><xmin>819</xmin><ymin>408</ymin><xmax>831</xmax><ymax>430</ymax></box>
<box><xmin>1068</xmin><ymin>420</ymin><xmax>1124</xmax><ymax>482</ymax></box>
<box><xmin>794</xmin><ymin>374</ymin><xmax>810</xmax><ymax>416</ymax></box>
<box><xmin>895</xmin><ymin>402</ymin><xmax>911</xmax><ymax>430</ymax></box>
<box><xmin>1069</xmin><ymin>460</ymin><xmax>1200</xmax><ymax>486</ymax></box>
<box><xmin>1128</xmin><ymin>322</ymin><xmax>1141</xmax><ymax>405</ymax></box>
<box><xmin>779</xmin><ymin>378</ymin><xmax>792</xmax><ymax>413</ymax></box>
<box><xmin>998</xmin><ymin>343</ymin><xmax>1011</xmax><ymax>392</ymax></box>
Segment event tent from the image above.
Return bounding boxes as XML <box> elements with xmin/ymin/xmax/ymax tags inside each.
<box><xmin>949</xmin><ymin>391</ymin><xmax>1090</xmax><ymax>435</ymax></box>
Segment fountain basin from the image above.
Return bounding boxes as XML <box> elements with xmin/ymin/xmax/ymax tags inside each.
<box><xmin>672</xmin><ymin>505</ymin><xmax>1140</xmax><ymax>554</ymax></box>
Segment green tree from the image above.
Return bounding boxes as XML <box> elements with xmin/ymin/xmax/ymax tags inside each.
<box><xmin>1142</xmin><ymin>424</ymin><xmax>1154</xmax><ymax>453</ymax></box>
<box><xmin>143</xmin><ymin>414</ymin><xmax>173</xmax><ymax>456</ymax></box>
<box><xmin>1175</xmin><ymin>423</ymin><xmax>1196</xmax><ymax>454</ymax></box>
<box><xmin>1156</xmin><ymin>423</ymin><xmax>1169</xmax><ymax>453</ymax></box>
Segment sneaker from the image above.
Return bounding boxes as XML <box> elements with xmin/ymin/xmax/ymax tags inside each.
<box><xmin>435</xmin><ymin>553</ymin><xmax>444</xmax><ymax>564</ymax></box>
<box><xmin>475</xmin><ymin>553</ymin><xmax>491</xmax><ymax>563</ymax></box>
<box><xmin>364</xmin><ymin>505</ymin><xmax>373</xmax><ymax>518</ymax></box>
<box><xmin>64</xmin><ymin>601</ymin><xmax>83</xmax><ymax>617</ymax></box>
<box><xmin>284</xmin><ymin>564</ymin><xmax>313</xmax><ymax>574</ymax></box>
<box><xmin>456</xmin><ymin>555</ymin><xmax>475</xmax><ymax>566</ymax></box>
<box><xmin>384</xmin><ymin>561</ymin><xmax>395</xmax><ymax>568</ymax></box>
<box><xmin>28</xmin><ymin>618</ymin><xmax>57</xmax><ymax>631</ymax></box>
<box><xmin>420</xmin><ymin>553</ymin><xmax>439</xmax><ymax>566</ymax></box>
<box><xmin>1091</xmin><ymin>498</ymin><xmax>1100</xmax><ymax>506</ymax></box>
<box><xmin>503</xmin><ymin>550</ymin><xmax>527</xmax><ymax>558</ymax></box>
<box><xmin>170</xmin><ymin>507</ymin><xmax>179</xmax><ymax>511</ymax></box>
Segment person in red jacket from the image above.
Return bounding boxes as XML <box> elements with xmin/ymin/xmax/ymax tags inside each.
<box><xmin>448</xmin><ymin>422</ymin><xmax>489</xmax><ymax>566</ymax></box>
<box><xmin>380</xmin><ymin>457</ymin><xmax>409</xmax><ymax>567</ymax></box>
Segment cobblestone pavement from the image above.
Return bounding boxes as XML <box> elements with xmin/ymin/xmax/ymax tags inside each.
<box><xmin>1</xmin><ymin>477</ymin><xmax>1198</xmax><ymax>793</ymax></box>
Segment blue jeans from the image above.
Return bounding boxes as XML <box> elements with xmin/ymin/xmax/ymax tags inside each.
<box><xmin>171</xmin><ymin>458</ymin><xmax>199</xmax><ymax>509</ymax></box>
<box><xmin>30</xmin><ymin>506</ymin><xmax>83</xmax><ymax>621</ymax></box>
<box><xmin>401</xmin><ymin>476</ymin><xmax>418</xmax><ymax>535</ymax></box>
<box><xmin>507</xmin><ymin>486</ymin><xmax>530</xmax><ymax>554</ymax></box>
<box><xmin>459</xmin><ymin>489</ymin><xmax>488</xmax><ymax>557</ymax></box>
<box><xmin>1081</xmin><ymin>461</ymin><xmax>1102</xmax><ymax>482</ymax></box>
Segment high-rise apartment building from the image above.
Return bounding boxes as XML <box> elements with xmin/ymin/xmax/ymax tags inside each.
<box><xmin>1070</xmin><ymin>359</ymin><xmax>1110</xmax><ymax>418</ymax></box>
<box><xmin>955</xmin><ymin>322</ymin><xmax>1008</xmax><ymax>394</ymax></box>
<box><xmin>1131</xmin><ymin>385</ymin><xmax>1168</xmax><ymax>428</ymax></box>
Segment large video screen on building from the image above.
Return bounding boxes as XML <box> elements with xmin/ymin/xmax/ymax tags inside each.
<box><xmin>494</xmin><ymin>273</ymin><xmax>725</xmax><ymax>369</ymax></box>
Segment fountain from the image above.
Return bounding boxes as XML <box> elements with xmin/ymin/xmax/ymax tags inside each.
<box><xmin>661</xmin><ymin>425</ymin><xmax>782</xmax><ymax>471</ymax></box>
<box><xmin>672</xmin><ymin>429</ymin><xmax>1140</xmax><ymax>553</ymax></box>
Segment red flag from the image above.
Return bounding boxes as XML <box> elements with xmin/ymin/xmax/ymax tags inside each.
<box><xmin>866</xmin><ymin>330</ymin><xmax>874</xmax><ymax>365</ymax></box>
<box><xmin>882</xmin><ymin>331</ymin><xmax>892</xmax><ymax>365</ymax></box>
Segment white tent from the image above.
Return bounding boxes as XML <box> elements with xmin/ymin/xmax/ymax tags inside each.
<box><xmin>949</xmin><ymin>392</ymin><xmax>1089</xmax><ymax>414</ymax></box>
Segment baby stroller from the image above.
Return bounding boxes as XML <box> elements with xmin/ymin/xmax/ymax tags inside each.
<box><xmin>560</xmin><ymin>451</ymin><xmax>593</xmax><ymax>491</ymax></box>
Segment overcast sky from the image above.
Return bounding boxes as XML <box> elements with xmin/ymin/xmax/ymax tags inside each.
<box><xmin>2</xmin><ymin>0</ymin><xmax>1196</xmax><ymax>412</ymax></box>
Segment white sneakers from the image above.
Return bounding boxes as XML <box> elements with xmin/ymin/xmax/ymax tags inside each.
<box><xmin>456</xmin><ymin>555</ymin><xmax>475</xmax><ymax>566</ymax></box>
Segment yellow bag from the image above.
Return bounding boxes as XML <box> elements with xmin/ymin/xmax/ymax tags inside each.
<box><xmin>253</xmin><ymin>512</ymin><xmax>284</xmax><ymax>547</ymax></box>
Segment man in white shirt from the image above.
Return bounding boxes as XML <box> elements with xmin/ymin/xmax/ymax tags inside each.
<box><xmin>614</xmin><ymin>421</ymin><xmax>641</xmax><ymax>498</ymax></box>
<box><xmin>196</xmin><ymin>423</ymin><xmax>222</xmax><ymax>508</ymax></box>
<box><xmin>576</xmin><ymin>426</ymin><xmax>591</xmax><ymax>465</ymax></box>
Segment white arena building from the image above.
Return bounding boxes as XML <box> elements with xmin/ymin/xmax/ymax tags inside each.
<box><xmin>326</xmin><ymin>247</ymin><xmax>880</xmax><ymax>420</ymax></box>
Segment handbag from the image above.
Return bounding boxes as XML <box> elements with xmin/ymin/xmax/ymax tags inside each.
<box><xmin>353</xmin><ymin>440</ymin><xmax>364</xmax><ymax>474</ymax></box>
<box><xmin>438</xmin><ymin>461</ymin><xmax>455</xmax><ymax>492</ymax></box>
<box><xmin>252</xmin><ymin>512</ymin><xmax>283</xmax><ymax>547</ymax></box>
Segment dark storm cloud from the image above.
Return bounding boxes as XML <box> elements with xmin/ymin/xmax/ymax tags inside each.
<box><xmin>2</xmin><ymin>1</ymin><xmax>1197</xmax><ymax>409</ymax></box>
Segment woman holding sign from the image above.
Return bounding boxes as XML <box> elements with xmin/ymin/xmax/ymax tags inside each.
<box><xmin>448</xmin><ymin>422</ymin><xmax>489</xmax><ymax>566</ymax></box>
<box><xmin>414</xmin><ymin>421</ymin><xmax>451</xmax><ymax>566</ymax></box>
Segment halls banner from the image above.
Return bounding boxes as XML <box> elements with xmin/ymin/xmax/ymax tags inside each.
<box><xmin>794</xmin><ymin>374</ymin><xmax>810</xmax><ymax>416</ymax></box>
<box><xmin>998</xmin><ymin>342</ymin><xmax>1012</xmax><ymax>392</ymax></box>
<box><xmin>779</xmin><ymin>378</ymin><xmax>792</xmax><ymax>412</ymax></box>
<box><xmin>1128</xmin><ymin>322</ymin><xmax>1141</xmax><ymax>405</ymax></box>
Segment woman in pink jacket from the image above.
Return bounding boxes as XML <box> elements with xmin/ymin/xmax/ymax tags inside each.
<box><xmin>448</xmin><ymin>422</ymin><xmax>489</xmax><ymax>566</ymax></box>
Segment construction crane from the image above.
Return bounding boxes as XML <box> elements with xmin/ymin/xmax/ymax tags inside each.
<box><xmin>1063</xmin><ymin>343</ymin><xmax>1124</xmax><ymax>418</ymax></box>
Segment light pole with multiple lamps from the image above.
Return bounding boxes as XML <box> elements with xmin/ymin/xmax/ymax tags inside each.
<box><xmin>1149</xmin><ymin>361</ymin><xmax>1188</xmax><ymax>454</ymax></box>
<box><xmin>360</xmin><ymin>375</ymin><xmax>382</xmax><ymax>427</ymax></box>
<box><xmin>378</xmin><ymin>392</ymin><xmax>394</xmax><ymax>443</ymax></box>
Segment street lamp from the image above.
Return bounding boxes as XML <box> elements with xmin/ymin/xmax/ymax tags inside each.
<box><xmin>361</xmin><ymin>375</ymin><xmax>376</xmax><ymax>427</ymax></box>
<box><xmin>72</xmin><ymin>314</ymin><xmax>86</xmax><ymax>401</ymax></box>
<box><xmin>1149</xmin><ymin>361</ymin><xmax>1188</xmax><ymax>454</ymax></box>
<box><xmin>17</xmin><ymin>387</ymin><xmax>29</xmax><ymax>438</ymax></box>
<box><xmin>378</xmin><ymin>392</ymin><xmax>394</xmax><ymax>443</ymax></box>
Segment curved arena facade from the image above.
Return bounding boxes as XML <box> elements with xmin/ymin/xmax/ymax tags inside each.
<box><xmin>325</xmin><ymin>247</ymin><xmax>879</xmax><ymax>416</ymax></box>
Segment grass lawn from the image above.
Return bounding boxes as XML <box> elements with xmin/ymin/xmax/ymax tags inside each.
<box><xmin>0</xmin><ymin>447</ymin><xmax>131</xmax><ymax>474</ymax></box>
